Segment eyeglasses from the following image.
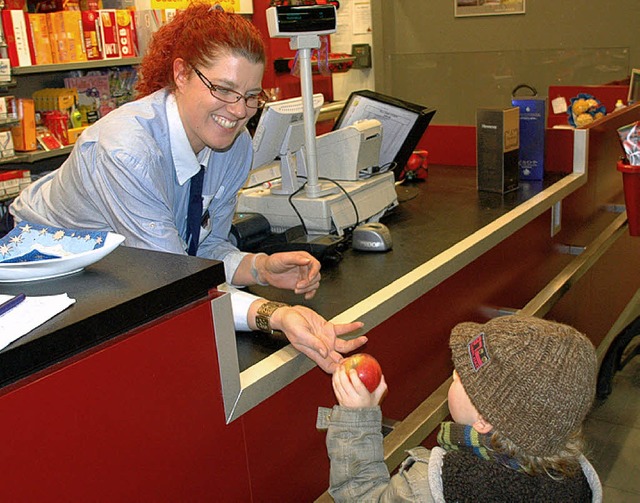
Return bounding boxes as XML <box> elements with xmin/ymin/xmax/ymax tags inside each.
<box><xmin>192</xmin><ymin>67</ymin><xmax>268</xmax><ymax>109</ymax></box>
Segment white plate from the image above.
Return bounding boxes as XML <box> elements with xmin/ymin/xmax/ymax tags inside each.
<box><xmin>0</xmin><ymin>232</ymin><xmax>125</xmax><ymax>283</ymax></box>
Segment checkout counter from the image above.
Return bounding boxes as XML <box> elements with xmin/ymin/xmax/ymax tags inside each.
<box><xmin>0</xmin><ymin>105</ymin><xmax>639</xmax><ymax>502</ymax></box>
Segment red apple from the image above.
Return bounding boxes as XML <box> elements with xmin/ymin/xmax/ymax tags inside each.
<box><xmin>406</xmin><ymin>153</ymin><xmax>423</xmax><ymax>171</ymax></box>
<box><xmin>342</xmin><ymin>353</ymin><xmax>382</xmax><ymax>392</ymax></box>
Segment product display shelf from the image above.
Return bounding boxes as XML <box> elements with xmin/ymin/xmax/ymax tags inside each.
<box><xmin>0</xmin><ymin>79</ymin><xmax>16</xmax><ymax>93</ymax></box>
<box><xmin>0</xmin><ymin>116</ymin><xmax>19</xmax><ymax>128</ymax></box>
<box><xmin>0</xmin><ymin>145</ymin><xmax>73</xmax><ymax>166</ymax></box>
<box><xmin>11</xmin><ymin>57</ymin><xmax>142</xmax><ymax>76</ymax></box>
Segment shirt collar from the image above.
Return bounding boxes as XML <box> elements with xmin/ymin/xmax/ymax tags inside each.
<box><xmin>167</xmin><ymin>93</ymin><xmax>211</xmax><ymax>185</ymax></box>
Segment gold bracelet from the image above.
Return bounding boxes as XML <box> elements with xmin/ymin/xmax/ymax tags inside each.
<box><xmin>255</xmin><ymin>301</ymin><xmax>288</xmax><ymax>334</ymax></box>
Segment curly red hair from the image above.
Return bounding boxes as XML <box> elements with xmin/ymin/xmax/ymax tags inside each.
<box><xmin>135</xmin><ymin>3</ymin><xmax>266</xmax><ymax>98</ymax></box>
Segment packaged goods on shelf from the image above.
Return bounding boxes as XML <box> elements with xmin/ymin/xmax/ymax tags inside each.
<box><xmin>81</xmin><ymin>11</ymin><xmax>103</xmax><ymax>61</ymax></box>
<box><xmin>0</xmin><ymin>169</ymin><xmax>31</xmax><ymax>199</ymax></box>
<box><xmin>107</xmin><ymin>66</ymin><xmax>137</xmax><ymax>107</ymax></box>
<box><xmin>47</xmin><ymin>10</ymin><xmax>87</xmax><ymax>64</ymax></box>
<box><xmin>0</xmin><ymin>59</ymin><xmax>10</xmax><ymax>83</ymax></box>
<box><xmin>99</xmin><ymin>10</ymin><xmax>121</xmax><ymax>59</ymax></box>
<box><xmin>32</xmin><ymin>88</ymin><xmax>78</xmax><ymax>117</ymax></box>
<box><xmin>64</xmin><ymin>74</ymin><xmax>114</xmax><ymax>124</ymax></box>
<box><xmin>10</xmin><ymin>99</ymin><xmax>37</xmax><ymax>152</ymax></box>
<box><xmin>0</xmin><ymin>131</ymin><xmax>16</xmax><ymax>159</ymax></box>
<box><xmin>41</xmin><ymin>110</ymin><xmax>69</xmax><ymax>145</ymax></box>
<box><xmin>2</xmin><ymin>9</ymin><xmax>33</xmax><ymax>67</ymax></box>
<box><xmin>0</xmin><ymin>96</ymin><xmax>18</xmax><ymax>122</ymax></box>
<box><xmin>115</xmin><ymin>9</ymin><xmax>138</xmax><ymax>58</ymax></box>
<box><xmin>36</xmin><ymin>126</ymin><xmax>64</xmax><ymax>150</ymax></box>
<box><xmin>26</xmin><ymin>13</ymin><xmax>54</xmax><ymax>66</ymax></box>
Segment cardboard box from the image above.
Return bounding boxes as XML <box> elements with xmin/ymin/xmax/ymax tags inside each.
<box><xmin>68</xmin><ymin>126</ymin><xmax>88</xmax><ymax>144</ymax></box>
<box><xmin>0</xmin><ymin>96</ymin><xmax>17</xmax><ymax>120</ymax></box>
<box><xmin>476</xmin><ymin>107</ymin><xmax>520</xmax><ymax>193</ymax></box>
<box><xmin>0</xmin><ymin>131</ymin><xmax>16</xmax><ymax>159</ymax></box>
<box><xmin>0</xmin><ymin>59</ymin><xmax>11</xmax><ymax>83</ymax></box>
<box><xmin>99</xmin><ymin>10</ymin><xmax>121</xmax><ymax>59</ymax></box>
<box><xmin>81</xmin><ymin>10</ymin><xmax>103</xmax><ymax>61</ymax></box>
<box><xmin>47</xmin><ymin>10</ymin><xmax>87</xmax><ymax>63</ymax></box>
<box><xmin>512</xmin><ymin>96</ymin><xmax>546</xmax><ymax>180</ymax></box>
<box><xmin>2</xmin><ymin>9</ymin><xmax>33</xmax><ymax>67</ymax></box>
<box><xmin>115</xmin><ymin>9</ymin><xmax>137</xmax><ymax>58</ymax></box>
<box><xmin>0</xmin><ymin>169</ymin><xmax>31</xmax><ymax>200</ymax></box>
<box><xmin>26</xmin><ymin>13</ymin><xmax>54</xmax><ymax>65</ymax></box>
<box><xmin>10</xmin><ymin>98</ymin><xmax>37</xmax><ymax>152</ymax></box>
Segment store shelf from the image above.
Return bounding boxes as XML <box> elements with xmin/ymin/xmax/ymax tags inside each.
<box><xmin>11</xmin><ymin>57</ymin><xmax>142</xmax><ymax>76</ymax></box>
<box><xmin>0</xmin><ymin>117</ymin><xmax>19</xmax><ymax>128</ymax></box>
<box><xmin>0</xmin><ymin>79</ymin><xmax>17</xmax><ymax>92</ymax></box>
<box><xmin>0</xmin><ymin>145</ymin><xmax>73</xmax><ymax>165</ymax></box>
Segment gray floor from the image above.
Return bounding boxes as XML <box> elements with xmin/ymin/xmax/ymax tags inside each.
<box><xmin>584</xmin><ymin>348</ymin><xmax>640</xmax><ymax>501</ymax></box>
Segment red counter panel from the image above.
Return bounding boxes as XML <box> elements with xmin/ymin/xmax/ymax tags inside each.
<box><xmin>0</xmin><ymin>299</ymin><xmax>250</xmax><ymax>502</ymax></box>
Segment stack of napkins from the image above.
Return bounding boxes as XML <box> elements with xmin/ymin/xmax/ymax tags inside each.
<box><xmin>0</xmin><ymin>293</ymin><xmax>76</xmax><ymax>351</ymax></box>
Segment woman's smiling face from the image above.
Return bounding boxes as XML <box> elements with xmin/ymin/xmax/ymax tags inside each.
<box><xmin>174</xmin><ymin>53</ymin><xmax>265</xmax><ymax>153</ymax></box>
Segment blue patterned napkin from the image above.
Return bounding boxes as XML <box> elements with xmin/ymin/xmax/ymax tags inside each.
<box><xmin>0</xmin><ymin>222</ymin><xmax>109</xmax><ymax>263</ymax></box>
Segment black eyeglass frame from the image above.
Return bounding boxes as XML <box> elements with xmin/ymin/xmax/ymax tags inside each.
<box><xmin>191</xmin><ymin>66</ymin><xmax>268</xmax><ymax>109</ymax></box>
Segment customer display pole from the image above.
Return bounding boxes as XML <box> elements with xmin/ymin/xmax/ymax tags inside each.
<box><xmin>266</xmin><ymin>4</ymin><xmax>338</xmax><ymax>199</ymax></box>
<box><xmin>288</xmin><ymin>34</ymin><xmax>334</xmax><ymax>198</ymax></box>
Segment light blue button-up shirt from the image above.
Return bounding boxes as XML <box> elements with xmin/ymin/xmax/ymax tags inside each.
<box><xmin>11</xmin><ymin>89</ymin><xmax>259</xmax><ymax>329</ymax></box>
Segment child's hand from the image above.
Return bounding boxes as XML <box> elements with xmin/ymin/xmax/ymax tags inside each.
<box><xmin>332</xmin><ymin>366</ymin><xmax>387</xmax><ymax>408</ymax></box>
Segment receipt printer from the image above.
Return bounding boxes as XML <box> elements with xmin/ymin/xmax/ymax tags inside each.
<box><xmin>316</xmin><ymin>119</ymin><xmax>382</xmax><ymax>181</ymax></box>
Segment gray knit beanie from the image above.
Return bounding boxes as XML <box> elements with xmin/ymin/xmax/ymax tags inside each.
<box><xmin>449</xmin><ymin>315</ymin><xmax>597</xmax><ymax>458</ymax></box>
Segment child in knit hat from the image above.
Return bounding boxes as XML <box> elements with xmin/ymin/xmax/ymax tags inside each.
<box><xmin>317</xmin><ymin>315</ymin><xmax>603</xmax><ymax>502</ymax></box>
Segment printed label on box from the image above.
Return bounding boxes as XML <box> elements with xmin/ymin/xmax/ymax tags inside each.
<box><xmin>512</xmin><ymin>97</ymin><xmax>546</xmax><ymax>180</ymax></box>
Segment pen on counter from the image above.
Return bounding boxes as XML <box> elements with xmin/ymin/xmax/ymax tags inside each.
<box><xmin>0</xmin><ymin>293</ymin><xmax>26</xmax><ymax>318</ymax></box>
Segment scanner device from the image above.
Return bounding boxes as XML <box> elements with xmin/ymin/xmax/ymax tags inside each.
<box><xmin>352</xmin><ymin>222</ymin><xmax>392</xmax><ymax>252</ymax></box>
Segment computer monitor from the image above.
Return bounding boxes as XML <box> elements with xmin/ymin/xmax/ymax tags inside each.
<box><xmin>251</xmin><ymin>93</ymin><xmax>325</xmax><ymax>170</ymax></box>
<box><xmin>332</xmin><ymin>90</ymin><xmax>436</xmax><ymax>179</ymax></box>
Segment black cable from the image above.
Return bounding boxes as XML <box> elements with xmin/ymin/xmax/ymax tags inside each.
<box><xmin>317</xmin><ymin>177</ymin><xmax>359</xmax><ymax>231</ymax></box>
<box><xmin>289</xmin><ymin>176</ymin><xmax>361</xmax><ymax>235</ymax></box>
<box><xmin>358</xmin><ymin>161</ymin><xmax>397</xmax><ymax>179</ymax></box>
<box><xmin>287</xmin><ymin>181</ymin><xmax>309</xmax><ymax>234</ymax></box>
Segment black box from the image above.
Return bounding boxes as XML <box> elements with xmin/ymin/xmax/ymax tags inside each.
<box><xmin>476</xmin><ymin>107</ymin><xmax>520</xmax><ymax>193</ymax></box>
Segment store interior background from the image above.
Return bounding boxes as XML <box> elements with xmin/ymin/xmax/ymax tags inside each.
<box><xmin>368</xmin><ymin>0</ymin><xmax>640</xmax><ymax>125</ymax></box>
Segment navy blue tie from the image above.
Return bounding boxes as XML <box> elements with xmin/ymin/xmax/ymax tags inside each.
<box><xmin>186</xmin><ymin>166</ymin><xmax>205</xmax><ymax>256</ymax></box>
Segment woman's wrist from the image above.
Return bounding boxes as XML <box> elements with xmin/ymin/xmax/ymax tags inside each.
<box><xmin>255</xmin><ymin>300</ymin><xmax>289</xmax><ymax>334</ymax></box>
<box><xmin>250</xmin><ymin>253</ymin><xmax>269</xmax><ymax>286</ymax></box>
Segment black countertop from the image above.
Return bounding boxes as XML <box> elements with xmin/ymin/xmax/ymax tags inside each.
<box><xmin>0</xmin><ymin>246</ymin><xmax>225</xmax><ymax>388</ymax></box>
<box><xmin>236</xmin><ymin>164</ymin><xmax>564</xmax><ymax>370</ymax></box>
<box><xmin>0</xmin><ymin>165</ymin><xmax>565</xmax><ymax>388</ymax></box>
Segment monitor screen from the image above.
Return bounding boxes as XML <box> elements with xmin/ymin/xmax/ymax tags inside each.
<box><xmin>251</xmin><ymin>93</ymin><xmax>325</xmax><ymax>171</ymax></box>
<box><xmin>333</xmin><ymin>90</ymin><xmax>436</xmax><ymax>179</ymax></box>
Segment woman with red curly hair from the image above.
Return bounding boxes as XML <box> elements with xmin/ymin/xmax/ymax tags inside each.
<box><xmin>10</xmin><ymin>4</ymin><xmax>366</xmax><ymax>373</ymax></box>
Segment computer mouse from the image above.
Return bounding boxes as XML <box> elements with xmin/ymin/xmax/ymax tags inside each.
<box><xmin>352</xmin><ymin>222</ymin><xmax>392</xmax><ymax>252</ymax></box>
